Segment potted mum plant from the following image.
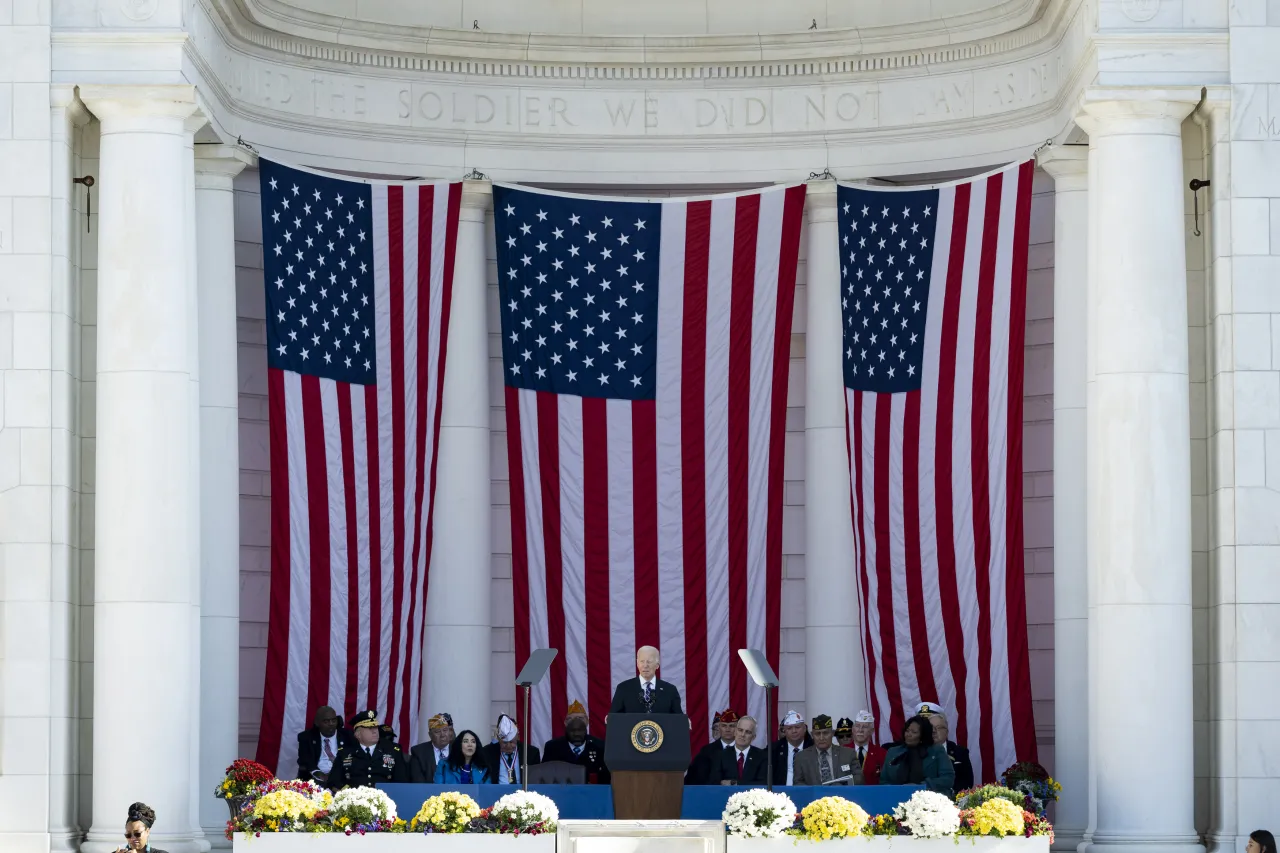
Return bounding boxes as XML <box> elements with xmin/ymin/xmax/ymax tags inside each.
<box><xmin>214</xmin><ymin>759</ymin><xmax>274</xmax><ymax>820</ymax></box>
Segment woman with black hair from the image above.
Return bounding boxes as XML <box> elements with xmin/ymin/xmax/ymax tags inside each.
<box><xmin>117</xmin><ymin>802</ymin><xmax>165</xmax><ymax>853</ymax></box>
<box><xmin>879</xmin><ymin>715</ymin><xmax>956</xmax><ymax>794</ymax></box>
<box><xmin>433</xmin><ymin>729</ymin><xmax>493</xmax><ymax>784</ymax></box>
<box><xmin>1248</xmin><ymin>830</ymin><xmax>1276</xmax><ymax>853</ymax></box>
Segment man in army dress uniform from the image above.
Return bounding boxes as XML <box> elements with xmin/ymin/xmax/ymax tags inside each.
<box><xmin>327</xmin><ymin>710</ymin><xmax>409</xmax><ymax>789</ymax></box>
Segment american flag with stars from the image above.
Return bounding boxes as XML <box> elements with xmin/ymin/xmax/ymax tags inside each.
<box><xmin>255</xmin><ymin>159</ymin><xmax>462</xmax><ymax>777</ymax></box>
<box><xmin>496</xmin><ymin>183</ymin><xmax>806</xmax><ymax>753</ymax></box>
<box><xmin>838</xmin><ymin>161</ymin><xmax>1038</xmax><ymax>783</ymax></box>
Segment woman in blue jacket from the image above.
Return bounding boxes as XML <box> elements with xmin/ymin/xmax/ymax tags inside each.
<box><xmin>879</xmin><ymin>715</ymin><xmax>955</xmax><ymax>795</ymax></box>
<box><xmin>434</xmin><ymin>730</ymin><xmax>494</xmax><ymax>784</ymax></box>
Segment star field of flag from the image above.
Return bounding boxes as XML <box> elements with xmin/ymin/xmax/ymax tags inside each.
<box><xmin>494</xmin><ymin>185</ymin><xmax>661</xmax><ymax>400</ymax></box>
<box><xmin>261</xmin><ymin>159</ymin><xmax>377</xmax><ymax>385</ymax></box>
<box><xmin>836</xmin><ymin>185</ymin><xmax>939</xmax><ymax>394</ymax></box>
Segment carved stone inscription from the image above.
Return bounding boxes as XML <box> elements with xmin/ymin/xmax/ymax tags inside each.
<box><xmin>218</xmin><ymin>54</ymin><xmax>1060</xmax><ymax>138</ymax></box>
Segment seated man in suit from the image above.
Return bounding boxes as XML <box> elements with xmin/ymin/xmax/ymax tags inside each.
<box><xmin>794</xmin><ymin>714</ymin><xmax>862</xmax><ymax>786</ymax></box>
<box><xmin>328</xmin><ymin>709</ymin><xmax>409</xmax><ymax>789</ymax></box>
<box><xmin>847</xmin><ymin>710</ymin><xmax>886</xmax><ymax>785</ymax></box>
<box><xmin>927</xmin><ymin>710</ymin><xmax>974</xmax><ymax>792</ymax></box>
<box><xmin>542</xmin><ymin>699</ymin><xmax>610</xmax><ymax>784</ymax></box>
<box><xmin>296</xmin><ymin>705</ymin><xmax>355</xmax><ymax>786</ymax></box>
<box><xmin>408</xmin><ymin>713</ymin><xmax>455</xmax><ymax>783</ymax></box>
<box><xmin>710</xmin><ymin>715</ymin><xmax>768</xmax><ymax>786</ymax></box>
<box><xmin>688</xmin><ymin>709</ymin><xmax>738</xmax><ymax>785</ymax></box>
<box><xmin>609</xmin><ymin>645</ymin><xmax>683</xmax><ymax>715</ymax></box>
<box><xmin>771</xmin><ymin>710</ymin><xmax>814</xmax><ymax>786</ymax></box>
<box><xmin>483</xmin><ymin>714</ymin><xmax>541</xmax><ymax>785</ymax></box>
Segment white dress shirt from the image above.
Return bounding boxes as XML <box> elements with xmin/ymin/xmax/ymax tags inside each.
<box><xmin>498</xmin><ymin>749</ymin><xmax>519</xmax><ymax>784</ymax></box>
<box><xmin>317</xmin><ymin>733</ymin><xmax>339</xmax><ymax>774</ymax></box>
<box><xmin>435</xmin><ymin>746</ymin><xmax>448</xmax><ymax>765</ymax></box>
<box><xmin>785</xmin><ymin>742</ymin><xmax>803</xmax><ymax>786</ymax></box>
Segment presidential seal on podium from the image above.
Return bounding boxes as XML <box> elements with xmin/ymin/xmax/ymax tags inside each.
<box><xmin>630</xmin><ymin>719</ymin><xmax>664</xmax><ymax>753</ymax></box>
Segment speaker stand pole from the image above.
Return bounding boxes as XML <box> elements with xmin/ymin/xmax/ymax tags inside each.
<box><xmin>765</xmin><ymin>683</ymin><xmax>774</xmax><ymax>792</ymax></box>
<box><xmin>522</xmin><ymin>683</ymin><xmax>531</xmax><ymax>792</ymax></box>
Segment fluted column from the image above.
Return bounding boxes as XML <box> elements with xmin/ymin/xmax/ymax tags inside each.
<box><xmin>1037</xmin><ymin>146</ymin><xmax>1089</xmax><ymax>852</ymax></box>
<box><xmin>80</xmin><ymin>84</ymin><xmax>201</xmax><ymax>853</ymax></box>
<box><xmin>1076</xmin><ymin>89</ymin><xmax>1203</xmax><ymax>853</ymax></box>
<box><xmin>803</xmin><ymin>181</ymin><xmax>865</xmax><ymax>719</ymax></box>
<box><xmin>420</xmin><ymin>180</ymin><xmax>493</xmax><ymax>737</ymax></box>
<box><xmin>195</xmin><ymin>144</ymin><xmax>252</xmax><ymax>849</ymax></box>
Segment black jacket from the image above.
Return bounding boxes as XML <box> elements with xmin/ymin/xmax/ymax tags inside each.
<box><xmin>482</xmin><ymin>742</ymin><xmax>541</xmax><ymax>783</ymax></box>
<box><xmin>687</xmin><ymin>739</ymin><xmax>734</xmax><ymax>785</ymax></box>
<box><xmin>296</xmin><ymin>727</ymin><xmax>356</xmax><ymax>782</ymax></box>
<box><xmin>542</xmin><ymin>735</ymin><xmax>610</xmax><ymax>783</ymax></box>
<box><xmin>608</xmin><ymin>677</ymin><xmax>683</xmax><ymax>715</ymax></box>
<box><xmin>328</xmin><ymin>741</ymin><xmax>409</xmax><ymax>789</ymax></box>
<box><xmin>946</xmin><ymin>741</ymin><xmax>974</xmax><ymax>791</ymax></box>
<box><xmin>770</xmin><ymin>734</ymin><xmax>814</xmax><ymax>785</ymax></box>
<box><xmin>407</xmin><ymin>742</ymin><xmax>450</xmax><ymax>784</ymax></box>
<box><xmin>709</xmin><ymin>744</ymin><xmax>768</xmax><ymax>785</ymax></box>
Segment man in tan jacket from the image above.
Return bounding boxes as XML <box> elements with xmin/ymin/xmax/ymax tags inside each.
<box><xmin>794</xmin><ymin>714</ymin><xmax>863</xmax><ymax>786</ymax></box>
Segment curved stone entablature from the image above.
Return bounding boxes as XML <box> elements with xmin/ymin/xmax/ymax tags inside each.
<box><xmin>50</xmin><ymin>0</ymin><xmax>1228</xmax><ymax>179</ymax></box>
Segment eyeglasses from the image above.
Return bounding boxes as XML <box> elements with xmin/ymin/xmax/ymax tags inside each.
<box><xmin>124</xmin><ymin>832</ymin><xmax>145</xmax><ymax>839</ymax></box>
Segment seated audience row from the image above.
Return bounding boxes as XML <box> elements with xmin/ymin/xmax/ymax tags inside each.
<box><xmin>297</xmin><ymin>698</ymin><xmax>972</xmax><ymax>795</ymax></box>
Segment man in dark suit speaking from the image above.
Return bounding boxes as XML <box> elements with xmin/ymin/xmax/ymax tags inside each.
<box><xmin>608</xmin><ymin>645</ymin><xmax>683</xmax><ymax>715</ymax></box>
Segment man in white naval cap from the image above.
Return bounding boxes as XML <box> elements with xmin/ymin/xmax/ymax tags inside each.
<box><xmin>848</xmin><ymin>710</ymin><xmax>886</xmax><ymax>785</ymax></box>
<box><xmin>770</xmin><ymin>710</ymin><xmax>814</xmax><ymax>786</ymax></box>
<box><xmin>920</xmin><ymin>704</ymin><xmax>974</xmax><ymax>792</ymax></box>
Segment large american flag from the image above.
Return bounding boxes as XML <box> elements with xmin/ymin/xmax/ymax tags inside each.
<box><xmin>839</xmin><ymin>161</ymin><xmax>1037</xmax><ymax>782</ymax></box>
<box><xmin>496</xmin><ymin>183</ymin><xmax>806</xmax><ymax>750</ymax></box>
<box><xmin>255</xmin><ymin>159</ymin><xmax>462</xmax><ymax>775</ymax></box>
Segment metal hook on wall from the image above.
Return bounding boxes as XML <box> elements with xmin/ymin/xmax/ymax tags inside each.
<box><xmin>1190</xmin><ymin>178</ymin><xmax>1211</xmax><ymax>237</ymax></box>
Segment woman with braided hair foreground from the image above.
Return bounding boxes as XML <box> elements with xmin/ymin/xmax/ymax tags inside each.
<box><xmin>117</xmin><ymin>802</ymin><xmax>166</xmax><ymax>853</ymax></box>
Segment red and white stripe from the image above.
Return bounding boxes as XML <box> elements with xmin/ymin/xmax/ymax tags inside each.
<box><xmin>845</xmin><ymin>161</ymin><xmax>1037</xmax><ymax>783</ymax></box>
<box><xmin>258</xmin><ymin>180</ymin><xmax>462</xmax><ymax>776</ymax></box>
<box><xmin>508</xmin><ymin>184</ymin><xmax>805</xmax><ymax>752</ymax></box>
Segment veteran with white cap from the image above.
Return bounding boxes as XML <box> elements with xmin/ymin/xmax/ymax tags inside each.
<box><xmin>846</xmin><ymin>710</ymin><xmax>886</xmax><ymax>785</ymax></box>
<box><xmin>770</xmin><ymin>709</ymin><xmax>814</xmax><ymax>786</ymax></box>
<box><xmin>482</xmin><ymin>713</ymin><xmax>541</xmax><ymax>784</ymax></box>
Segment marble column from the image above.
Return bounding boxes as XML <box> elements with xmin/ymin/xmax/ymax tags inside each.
<box><xmin>1076</xmin><ymin>90</ymin><xmax>1203</xmax><ymax>853</ymax></box>
<box><xmin>79</xmin><ymin>84</ymin><xmax>201</xmax><ymax>853</ymax></box>
<box><xmin>1036</xmin><ymin>146</ymin><xmax>1089</xmax><ymax>852</ymax></box>
<box><xmin>195</xmin><ymin>144</ymin><xmax>252</xmax><ymax>849</ymax></box>
<box><xmin>802</xmin><ymin>181</ymin><xmax>865</xmax><ymax>719</ymax></box>
<box><xmin>182</xmin><ymin>114</ymin><xmax>210</xmax><ymax>853</ymax></box>
<box><xmin>421</xmin><ymin>180</ymin><xmax>493</xmax><ymax>738</ymax></box>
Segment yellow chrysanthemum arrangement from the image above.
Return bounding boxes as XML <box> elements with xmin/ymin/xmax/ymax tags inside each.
<box><xmin>251</xmin><ymin>789</ymin><xmax>332</xmax><ymax>826</ymax></box>
<box><xmin>410</xmin><ymin>792</ymin><xmax>481</xmax><ymax>834</ymax></box>
<box><xmin>967</xmin><ymin>797</ymin><xmax>1026</xmax><ymax>837</ymax></box>
<box><xmin>799</xmin><ymin>796</ymin><xmax>870</xmax><ymax>841</ymax></box>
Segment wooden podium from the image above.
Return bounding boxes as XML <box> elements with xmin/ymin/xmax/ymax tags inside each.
<box><xmin>604</xmin><ymin>714</ymin><xmax>691</xmax><ymax>819</ymax></box>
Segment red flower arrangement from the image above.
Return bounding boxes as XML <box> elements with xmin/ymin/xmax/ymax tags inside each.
<box><xmin>216</xmin><ymin>759</ymin><xmax>274</xmax><ymax>799</ymax></box>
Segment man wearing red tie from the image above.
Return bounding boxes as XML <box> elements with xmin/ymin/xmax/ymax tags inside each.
<box><xmin>710</xmin><ymin>716</ymin><xmax>767</xmax><ymax>785</ymax></box>
<box><xmin>848</xmin><ymin>710</ymin><xmax>886</xmax><ymax>785</ymax></box>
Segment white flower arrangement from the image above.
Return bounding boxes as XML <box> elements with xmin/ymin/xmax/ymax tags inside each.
<box><xmin>893</xmin><ymin>790</ymin><xmax>962</xmax><ymax>839</ymax></box>
<box><xmin>490</xmin><ymin>790</ymin><xmax>560</xmax><ymax>832</ymax></box>
<box><xmin>722</xmin><ymin>788</ymin><xmax>797</xmax><ymax>838</ymax></box>
<box><xmin>331</xmin><ymin>786</ymin><xmax>398</xmax><ymax>824</ymax></box>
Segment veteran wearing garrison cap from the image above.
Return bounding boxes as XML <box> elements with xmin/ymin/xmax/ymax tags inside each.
<box><xmin>687</xmin><ymin>708</ymin><xmax>740</xmax><ymax>785</ymax></box>
<box><xmin>328</xmin><ymin>710</ymin><xmax>409</xmax><ymax>789</ymax></box>
<box><xmin>848</xmin><ymin>710</ymin><xmax>886</xmax><ymax>785</ymax></box>
<box><xmin>794</xmin><ymin>714</ymin><xmax>862</xmax><ymax>786</ymax></box>
<box><xmin>543</xmin><ymin>700</ymin><xmax>610</xmax><ymax>783</ymax></box>
<box><xmin>771</xmin><ymin>709</ymin><xmax>814</xmax><ymax>786</ymax></box>
<box><xmin>408</xmin><ymin>712</ymin><xmax>455</xmax><ymax>783</ymax></box>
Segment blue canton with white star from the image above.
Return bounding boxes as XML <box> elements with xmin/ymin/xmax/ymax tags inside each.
<box><xmin>495</xmin><ymin>186</ymin><xmax>661</xmax><ymax>400</ymax></box>
<box><xmin>261</xmin><ymin>159</ymin><xmax>376</xmax><ymax>385</ymax></box>
<box><xmin>836</xmin><ymin>185</ymin><xmax>939</xmax><ymax>394</ymax></box>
